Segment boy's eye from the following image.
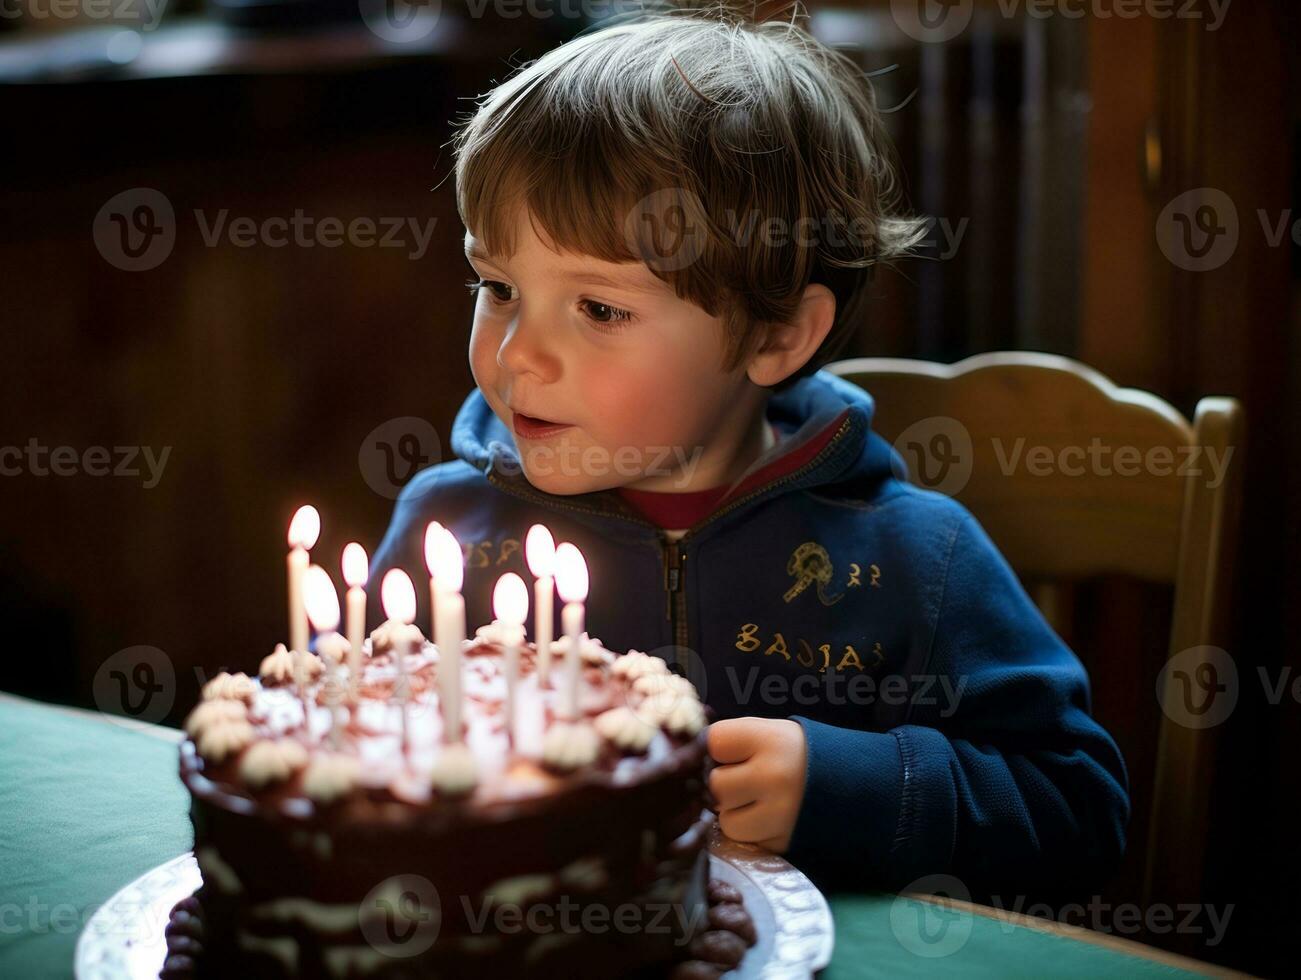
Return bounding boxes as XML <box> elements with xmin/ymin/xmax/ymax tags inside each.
<box><xmin>465</xmin><ymin>278</ymin><xmax>514</xmax><ymax>304</ymax></box>
<box><xmin>579</xmin><ymin>300</ymin><xmax>635</xmax><ymax>333</ymax></box>
<box><xmin>465</xmin><ymin>278</ymin><xmax>636</xmax><ymax>334</ymax></box>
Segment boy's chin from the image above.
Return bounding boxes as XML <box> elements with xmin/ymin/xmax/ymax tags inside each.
<box><xmin>518</xmin><ymin>466</ymin><xmax>618</xmax><ymax>496</ymax></box>
<box><xmin>511</xmin><ymin>438</ymin><xmax>648</xmax><ymax>496</ymax></box>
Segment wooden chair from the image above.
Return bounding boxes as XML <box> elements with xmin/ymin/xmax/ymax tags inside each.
<box><xmin>826</xmin><ymin>352</ymin><xmax>1245</xmax><ymax>919</ymax></box>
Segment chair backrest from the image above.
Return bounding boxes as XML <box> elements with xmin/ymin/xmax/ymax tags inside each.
<box><xmin>827</xmin><ymin>352</ymin><xmax>1245</xmax><ymax>914</ymax></box>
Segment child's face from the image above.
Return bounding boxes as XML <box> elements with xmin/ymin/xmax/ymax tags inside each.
<box><xmin>465</xmin><ymin>207</ymin><xmax>767</xmax><ymax>496</ymax></box>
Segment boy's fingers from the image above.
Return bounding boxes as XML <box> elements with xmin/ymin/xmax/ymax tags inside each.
<box><xmin>718</xmin><ymin>800</ymin><xmax>770</xmax><ymax>844</ymax></box>
<box><xmin>707</xmin><ymin>719</ymin><xmax>757</xmax><ymax>764</ymax></box>
<box><xmin>708</xmin><ymin>762</ymin><xmax>758</xmax><ymax>811</ymax></box>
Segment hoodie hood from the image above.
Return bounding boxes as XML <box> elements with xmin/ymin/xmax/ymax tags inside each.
<box><xmin>448</xmin><ymin>369</ymin><xmax>909</xmax><ymax>532</ymax></box>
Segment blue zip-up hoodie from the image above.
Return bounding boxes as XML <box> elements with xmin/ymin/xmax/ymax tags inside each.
<box><xmin>370</xmin><ymin>370</ymin><xmax>1130</xmax><ymax>894</ymax></box>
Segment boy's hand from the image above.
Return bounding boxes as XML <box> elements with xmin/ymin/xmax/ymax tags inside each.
<box><xmin>707</xmin><ymin>717</ymin><xmax>807</xmax><ymax>854</ymax></box>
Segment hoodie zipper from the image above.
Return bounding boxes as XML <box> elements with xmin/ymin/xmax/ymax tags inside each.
<box><xmin>663</xmin><ymin>540</ymin><xmax>688</xmax><ymax>664</ymax></box>
<box><xmin>655</xmin><ymin>415</ymin><xmax>852</xmax><ymax>667</ymax></box>
<box><xmin>484</xmin><ymin>414</ymin><xmax>854</xmax><ymax>662</ymax></box>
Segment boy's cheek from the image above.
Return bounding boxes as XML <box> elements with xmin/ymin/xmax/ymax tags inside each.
<box><xmin>467</xmin><ymin>324</ymin><xmax>498</xmax><ymax>390</ymax></box>
<box><xmin>581</xmin><ymin>375</ymin><xmax>698</xmax><ymax>465</ymax></box>
<box><xmin>578</xmin><ymin>366</ymin><xmax>648</xmax><ymax>432</ymax></box>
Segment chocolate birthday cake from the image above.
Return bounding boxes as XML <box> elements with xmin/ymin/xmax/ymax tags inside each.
<box><xmin>169</xmin><ymin>621</ymin><xmax>754</xmax><ymax>980</ymax></box>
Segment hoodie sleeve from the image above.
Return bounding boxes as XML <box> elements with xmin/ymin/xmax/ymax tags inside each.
<box><xmin>785</xmin><ymin>510</ymin><xmax>1130</xmax><ymax>894</ymax></box>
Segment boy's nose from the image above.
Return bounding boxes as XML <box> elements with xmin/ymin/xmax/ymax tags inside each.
<box><xmin>497</xmin><ymin>316</ymin><xmax>561</xmax><ymax>384</ymax></box>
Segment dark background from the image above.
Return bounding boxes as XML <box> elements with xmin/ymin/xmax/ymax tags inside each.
<box><xmin>1</xmin><ymin>1</ymin><xmax>1297</xmax><ymax>975</ymax></box>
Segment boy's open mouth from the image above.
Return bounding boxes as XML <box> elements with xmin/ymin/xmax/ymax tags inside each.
<box><xmin>512</xmin><ymin>411</ymin><xmax>573</xmax><ymax>440</ymax></box>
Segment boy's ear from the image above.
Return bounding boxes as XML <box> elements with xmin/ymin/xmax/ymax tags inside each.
<box><xmin>744</xmin><ymin>284</ymin><xmax>837</xmax><ymax>389</ymax></box>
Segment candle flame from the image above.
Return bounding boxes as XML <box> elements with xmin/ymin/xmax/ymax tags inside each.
<box><xmin>430</xmin><ymin>526</ymin><xmax>464</xmax><ymax>594</ymax></box>
<box><xmin>553</xmin><ymin>542</ymin><xmax>589</xmax><ymax>603</ymax></box>
<box><xmin>381</xmin><ymin>569</ymin><xmax>417</xmax><ymax>625</ymax></box>
<box><xmin>287</xmin><ymin>505</ymin><xmax>321</xmax><ymax>550</ymax></box>
<box><xmin>342</xmin><ymin>543</ymin><xmax>368</xmax><ymax>588</ymax></box>
<box><xmin>303</xmin><ymin>564</ymin><xmax>341</xmax><ymax>632</ymax></box>
<box><xmin>525</xmin><ymin>524</ymin><xmax>556</xmax><ymax>577</ymax></box>
<box><xmin>422</xmin><ymin>521</ymin><xmax>444</xmax><ymax>577</ymax></box>
<box><xmin>493</xmin><ymin>572</ymin><xmax>529</xmax><ymax>626</ymax></box>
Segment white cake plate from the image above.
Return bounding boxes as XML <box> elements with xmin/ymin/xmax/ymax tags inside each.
<box><xmin>76</xmin><ymin>823</ymin><xmax>833</xmax><ymax>979</ymax></box>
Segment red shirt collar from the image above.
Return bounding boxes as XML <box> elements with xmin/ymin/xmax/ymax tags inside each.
<box><xmin>616</xmin><ymin>482</ymin><xmax>732</xmax><ymax>530</ymax></box>
<box><xmin>615</xmin><ymin>410</ymin><xmax>849</xmax><ymax>530</ymax></box>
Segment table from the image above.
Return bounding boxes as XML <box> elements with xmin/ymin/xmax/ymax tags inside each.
<box><xmin>0</xmin><ymin>692</ymin><xmax>1231</xmax><ymax>979</ymax></box>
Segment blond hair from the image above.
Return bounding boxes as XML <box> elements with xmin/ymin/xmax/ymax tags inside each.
<box><xmin>450</xmin><ymin>2</ymin><xmax>926</xmax><ymax>391</ymax></box>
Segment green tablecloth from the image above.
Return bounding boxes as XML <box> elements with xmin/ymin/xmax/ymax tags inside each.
<box><xmin>0</xmin><ymin>693</ymin><xmax>1214</xmax><ymax>979</ymax></box>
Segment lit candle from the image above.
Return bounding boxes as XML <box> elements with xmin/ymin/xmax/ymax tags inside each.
<box><xmin>429</xmin><ymin>526</ymin><xmax>466</xmax><ymax>744</ymax></box>
<box><xmin>423</xmin><ymin>521</ymin><xmax>443</xmax><ymax>641</ymax></box>
<box><xmin>286</xmin><ymin>505</ymin><xmax>320</xmax><ymax>659</ymax></box>
<box><xmin>526</xmin><ymin>524</ymin><xmax>556</xmax><ymax>686</ymax></box>
<box><xmin>304</xmin><ymin>564</ymin><xmax>344</xmax><ymax>747</ymax></box>
<box><xmin>493</xmin><ymin>572</ymin><xmax>529</xmax><ymax>749</ymax></box>
<box><xmin>553</xmin><ymin>542</ymin><xmax>589</xmax><ymax>720</ymax></box>
<box><xmin>341</xmin><ymin>543</ymin><xmax>368</xmax><ymax>704</ymax></box>
<box><xmin>380</xmin><ymin>568</ymin><xmax>418</xmax><ymax>754</ymax></box>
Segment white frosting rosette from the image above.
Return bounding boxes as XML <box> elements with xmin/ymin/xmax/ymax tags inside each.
<box><xmin>302</xmin><ymin>753</ymin><xmax>361</xmax><ymax>804</ymax></box>
<box><xmin>632</xmin><ymin>672</ymin><xmax>698</xmax><ymax>700</ymax></box>
<box><xmin>183</xmin><ymin>698</ymin><xmax>248</xmax><ymax>738</ymax></box>
<box><xmin>239</xmin><ymin>738</ymin><xmax>309</xmax><ymax>789</ymax></box>
<box><xmin>196</xmin><ymin>718</ymin><xmax>255</xmax><ymax>763</ymax></box>
<box><xmin>429</xmin><ymin>742</ymin><xmax>478</xmax><ymax>796</ymax></box>
<box><xmin>257</xmin><ymin>645</ymin><xmax>324</xmax><ymax>685</ymax></box>
<box><xmin>314</xmin><ymin>632</ymin><xmax>351</xmax><ymax>667</ymax></box>
<box><xmin>541</xmin><ymin>721</ymin><xmax>600</xmax><ymax>770</ymax></box>
<box><xmin>201</xmin><ymin>671</ymin><xmax>256</xmax><ymax>703</ymax></box>
<box><xmin>369</xmin><ymin>619</ymin><xmax>425</xmax><ymax>656</ymax></box>
<box><xmin>637</xmin><ymin>692</ymin><xmax>706</xmax><ymax>737</ymax></box>
<box><xmin>258</xmin><ymin>644</ymin><xmax>295</xmax><ymax>682</ymax></box>
<box><xmin>298</xmin><ymin>651</ymin><xmax>325</xmax><ymax>681</ymax></box>
<box><xmin>549</xmin><ymin>632</ymin><xmax>615</xmax><ymax>666</ymax></box>
<box><xmin>594</xmin><ymin>706</ymin><xmax>657</xmax><ymax>753</ymax></box>
<box><xmin>611</xmin><ymin>650</ymin><xmax>669</xmax><ymax>681</ymax></box>
<box><xmin>473</xmin><ymin>620</ymin><xmax>517</xmax><ymax>647</ymax></box>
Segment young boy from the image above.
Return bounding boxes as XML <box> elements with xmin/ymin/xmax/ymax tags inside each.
<box><xmin>371</xmin><ymin>7</ymin><xmax>1129</xmax><ymax>895</ymax></box>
